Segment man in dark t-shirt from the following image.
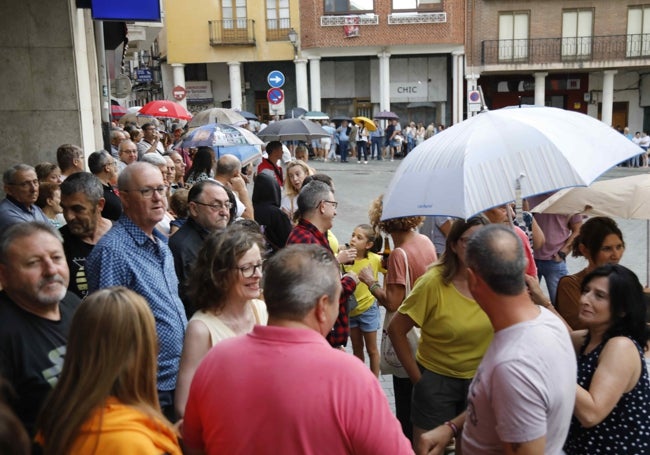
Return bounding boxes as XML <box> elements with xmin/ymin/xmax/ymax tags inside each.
<box><xmin>0</xmin><ymin>222</ymin><xmax>81</xmax><ymax>435</ymax></box>
<box><xmin>59</xmin><ymin>173</ymin><xmax>112</xmax><ymax>299</ymax></box>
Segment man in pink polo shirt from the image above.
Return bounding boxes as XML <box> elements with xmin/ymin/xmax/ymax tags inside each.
<box><xmin>182</xmin><ymin>244</ymin><xmax>412</xmax><ymax>455</ymax></box>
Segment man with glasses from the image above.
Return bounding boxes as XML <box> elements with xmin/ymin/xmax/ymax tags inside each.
<box><xmin>169</xmin><ymin>180</ymin><xmax>233</xmax><ymax>316</ymax></box>
<box><xmin>0</xmin><ymin>164</ymin><xmax>49</xmax><ymax>233</ymax></box>
<box><xmin>286</xmin><ymin>180</ymin><xmax>357</xmax><ymax>349</ymax></box>
<box><xmin>117</xmin><ymin>139</ymin><xmax>138</xmax><ymax>174</ymax></box>
<box><xmin>86</xmin><ymin>162</ymin><xmax>187</xmax><ymax>421</ymax></box>
<box><xmin>137</xmin><ymin>122</ymin><xmax>165</xmax><ymax>159</ymax></box>
<box><xmin>88</xmin><ymin>150</ymin><xmax>122</xmax><ymax>221</ymax></box>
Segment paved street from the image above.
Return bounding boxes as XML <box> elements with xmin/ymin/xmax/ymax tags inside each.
<box><xmin>307</xmin><ymin>157</ymin><xmax>650</xmax><ymax>413</ymax></box>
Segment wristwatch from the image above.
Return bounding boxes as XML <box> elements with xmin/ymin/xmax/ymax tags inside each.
<box><xmin>557</xmin><ymin>251</ymin><xmax>567</xmax><ymax>260</ymax></box>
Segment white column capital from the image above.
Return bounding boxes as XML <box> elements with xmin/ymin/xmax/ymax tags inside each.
<box><xmin>227</xmin><ymin>61</ymin><xmax>241</xmax><ymax>68</ymax></box>
<box><xmin>603</xmin><ymin>69</ymin><xmax>618</xmax><ymax>76</ymax></box>
<box><xmin>171</xmin><ymin>63</ymin><xmax>185</xmax><ymax>68</ymax></box>
<box><xmin>294</xmin><ymin>58</ymin><xmax>308</xmax><ymax>65</ymax></box>
<box><xmin>533</xmin><ymin>72</ymin><xmax>548</xmax><ymax>78</ymax></box>
<box><xmin>308</xmin><ymin>56</ymin><xmax>321</xmax><ymax>62</ymax></box>
<box><xmin>452</xmin><ymin>50</ymin><xmax>465</xmax><ymax>56</ymax></box>
<box><xmin>377</xmin><ymin>51</ymin><xmax>391</xmax><ymax>60</ymax></box>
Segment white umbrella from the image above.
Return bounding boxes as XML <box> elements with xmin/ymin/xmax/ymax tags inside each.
<box><xmin>381</xmin><ymin>106</ymin><xmax>643</xmax><ymax>221</ymax></box>
<box><xmin>188</xmin><ymin>108</ymin><xmax>248</xmax><ymax>127</ymax></box>
<box><xmin>531</xmin><ymin>174</ymin><xmax>650</xmax><ymax>284</ymax></box>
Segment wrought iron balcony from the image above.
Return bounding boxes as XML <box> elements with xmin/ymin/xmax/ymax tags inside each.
<box><xmin>209</xmin><ymin>19</ymin><xmax>255</xmax><ymax>46</ymax></box>
<box><xmin>481</xmin><ymin>34</ymin><xmax>650</xmax><ymax>66</ymax></box>
<box><xmin>266</xmin><ymin>17</ymin><xmax>291</xmax><ymax>41</ymax></box>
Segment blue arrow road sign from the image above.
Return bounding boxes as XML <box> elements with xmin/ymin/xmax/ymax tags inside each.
<box><xmin>267</xmin><ymin>70</ymin><xmax>285</xmax><ymax>88</ymax></box>
<box><xmin>267</xmin><ymin>88</ymin><xmax>284</xmax><ymax>105</ymax></box>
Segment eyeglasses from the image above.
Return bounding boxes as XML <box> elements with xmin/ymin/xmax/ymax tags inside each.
<box><xmin>9</xmin><ymin>179</ymin><xmax>39</xmax><ymax>189</ymax></box>
<box><xmin>123</xmin><ymin>185</ymin><xmax>168</xmax><ymax>198</ymax></box>
<box><xmin>236</xmin><ymin>261</ymin><xmax>264</xmax><ymax>278</ymax></box>
<box><xmin>193</xmin><ymin>200</ymin><xmax>232</xmax><ymax>211</ymax></box>
<box><xmin>105</xmin><ymin>161</ymin><xmax>117</xmax><ymax>168</ymax></box>
<box><xmin>320</xmin><ymin>200</ymin><xmax>338</xmax><ymax>208</ymax></box>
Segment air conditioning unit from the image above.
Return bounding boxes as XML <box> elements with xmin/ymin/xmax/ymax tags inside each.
<box><xmin>567</xmin><ymin>79</ymin><xmax>580</xmax><ymax>90</ymax></box>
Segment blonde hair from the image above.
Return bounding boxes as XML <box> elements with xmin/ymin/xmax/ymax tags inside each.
<box><xmin>37</xmin><ymin>287</ymin><xmax>172</xmax><ymax>455</ymax></box>
<box><xmin>284</xmin><ymin>160</ymin><xmax>312</xmax><ymax>197</ymax></box>
<box><xmin>368</xmin><ymin>194</ymin><xmax>424</xmax><ymax>234</ymax></box>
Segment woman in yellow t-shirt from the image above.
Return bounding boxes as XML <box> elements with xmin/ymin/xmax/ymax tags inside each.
<box><xmin>388</xmin><ymin>217</ymin><xmax>493</xmax><ymax>452</ymax></box>
<box><xmin>36</xmin><ymin>287</ymin><xmax>181</xmax><ymax>455</ymax></box>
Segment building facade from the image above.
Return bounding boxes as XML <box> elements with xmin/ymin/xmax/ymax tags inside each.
<box><xmin>466</xmin><ymin>1</ymin><xmax>650</xmax><ymax>131</ymax></box>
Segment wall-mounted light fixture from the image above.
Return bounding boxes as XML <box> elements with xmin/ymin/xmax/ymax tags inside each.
<box><xmin>288</xmin><ymin>28</ymin><xmax>298</xmax><ymax>58</ymax></box>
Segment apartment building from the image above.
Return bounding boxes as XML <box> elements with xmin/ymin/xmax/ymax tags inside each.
<box><xmin>164</xmin><ymin>1</ymin><xmax>465</xmax><ymax>125</ymax></box>
<box><xmin>466</xmin><ymin>1</ymin><xmax>650</xmax><ymax>131</ymax></box>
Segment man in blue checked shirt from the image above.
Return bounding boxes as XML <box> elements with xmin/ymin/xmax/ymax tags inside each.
<box><xmin>86</xmin><ymin>162</ymin><xmax>187</xmax><ymax>422</ymax></box>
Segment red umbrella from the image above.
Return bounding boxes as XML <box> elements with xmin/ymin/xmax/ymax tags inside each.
<box><xmin>139</xmin><ymin>100</ymin><xmax>192</xmax><ymax>120</ymax></box>
<box><xmin>111</xmin><ymin>104</ymin><xmax>127</xmax><ymax>118</ymax></box>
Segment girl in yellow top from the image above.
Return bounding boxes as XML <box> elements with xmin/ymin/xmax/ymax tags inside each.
<box><xmin>36</xmin><ymin>288</ymin><xmax>181</xmax><ymax>455</ymax></box>
<box><xmin>344</xmin><ymin>224</ymin><xmax>386</xmax><ymax>376</ymax></box>
<box><xmin>388</xmin><ymin>217</ymin><xmax>494</xmax><ymax>452</ymax></box>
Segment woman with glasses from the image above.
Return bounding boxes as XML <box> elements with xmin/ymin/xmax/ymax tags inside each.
<box><xmin>175</xmin><ymin>224</ymin><xmax>268</xmax><ymax>419</ymax></box>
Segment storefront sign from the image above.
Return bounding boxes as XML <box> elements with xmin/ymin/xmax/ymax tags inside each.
<box><xmin>390</xmin><ymin>82</ymin><xmax>428</xmax><ymax>101</ymax></box>
<box><xmin>186</xmin><ymin>81</ymin><xmax>213</xmax><ymax>103</ymax></box>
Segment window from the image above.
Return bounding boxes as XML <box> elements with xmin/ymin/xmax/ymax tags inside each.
<box><xmin>324</xmin><ymin>0</ymin><xmax>373</xmax><ymax>15</ymax></box>
<box><xmin>562</xmin><ymin>9</ymin><xmax>593</xmax><ymax>59</ymax></box>
<box><xmin>222</xmin><ymin>0</ymin><xmax>247</xmax><ymax>30</ymax></box>
<box><xmin>392</xmin><ymin>0</ymin><xmax>441</xmax><ymax>11</ymax></box>
<box><xmin>266</xmin><ymin>0</ymin><xmax>290</xmax><ymax>41</ymax></box>
<box><xmin>627</xmin><ymin>6</ymin><xmax>650</xmax><ymax>57</ymax></box>
<box><xmin>498</xmin><ymin>12</ymin><xmax>529</xmax><ymax>61</ymax></box>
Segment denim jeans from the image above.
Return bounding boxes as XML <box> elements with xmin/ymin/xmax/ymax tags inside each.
<box><xmin>371</xmin><ymin>137</ymin><xmax>383</xmax><ymax>159</ymax></box>
<box><xmin>535</xmin><ymin>258</ymin><xmax>569</xmax><ymax>305</ymax></box>
<box><xmin>339</xmin><ymin>140</ymin><xmax>349</xmax><ymax>162</ymax></box>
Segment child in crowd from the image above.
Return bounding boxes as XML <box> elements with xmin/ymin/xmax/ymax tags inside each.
<box><xmin>343</xmin><ymin>224</ymin><xmax>385</xmax><ymax>376</ymax></box>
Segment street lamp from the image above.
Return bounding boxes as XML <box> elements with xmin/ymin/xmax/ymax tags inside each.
<box><xmin>288</xmin><ymin>28</ymin><xmax>298</xmax><ymax>57</ymax></box>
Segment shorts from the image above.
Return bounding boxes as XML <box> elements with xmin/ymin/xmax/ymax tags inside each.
<box><xmin>411</xmin><ymin>366</ymin><xmax>472</xmax><ymax>430</ymax></box>
<box><xmin>320</xmin><ymin>138</ymin><xmax>332</xmax><ymax>149</ymax></box>
<box><xmin>349</xmin><ymin>301</ymin><xmax>381</xmax><ymax>332</ymax></box>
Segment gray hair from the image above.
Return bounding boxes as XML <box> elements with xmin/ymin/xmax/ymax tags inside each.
<box><xmin>466</xmin><ymin>224</ymin><xmax>526</xmax><ymax>296</ymax></box>
<box><xmin>262</xmin><ymin>244</ymin><xmax>340</xmax><ymax>320</ymax></box>
<box><xmin>0</xmin><ymin>222</ymin><xmax>62</xmax><ymax>265</ymax></box>
<box><xmin>216</xmin><ymin>155</ymin><xmax>241</xmax><ymax>177</ymax></box>
<box><xmin>119</xmin><ymin>140</ymin><xmax>136</xmax><ymax>153</ymax></box>
<box><xmin>296</xmin><ymin>180</ymin><xmax>331</xmax><ymax>217</ymax></box>
<box><xmin>140</xmin><ymin>153</ymin><xmax>167</xmax><ymax>167</ymax></box>
<box><xmin>60</xmin><ymin>172</ymin><xmax>104</xmax><ymax>206</ymax></box>
<box><xmin>3</xmin><ymin>164</ymin><xmax>35</xmax><ymax>185</ymax></box>
<box><xmin>87</xmin><ymin>150</ymin><xmax>111</xmax><ymax>175</ymax></box>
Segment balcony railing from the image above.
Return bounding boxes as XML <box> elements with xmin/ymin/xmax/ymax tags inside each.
<box><xmin>209</xmin><ymin>19</ymin><xmax>255</xmax><ymax>46</ymax></box>
<box><xmin>266</xmin><ymin>17</ymin><xmax>291</xmax><ymax>41</ymax></box>
<box><xmin>482</xmin><ymin>34</ymin><xmax>650</xmax><ymax>65</ymax></box>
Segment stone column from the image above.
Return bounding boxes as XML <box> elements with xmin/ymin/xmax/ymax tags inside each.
<box><xmin>309</xmin><ymin>57</ymin><xmax>321</xmax><ymax>112</ymax></box>
<box><xmin>534</xmin><ymin>72</ymin><xmax>548</xmax><ymax>106</ymax></box>
<box><xmin>227</xmin><ymin>61</ymin><xmax>243</xmax><ymax>110</ymax></box>
<box><xmin>378</xmin><ymin>51</ymin><xmax>391</xmax><ymax>112</ymax></box>
<box><xmin>171</xmin><ymin>63</ymin><xmax>186</xmax><ymax>108</ymax></box>
<box><xmin>601</xmin><ymin>70</ymin><xmax>617</xmax><ymax>126</ymax></box>
<box><xmin>452</xmin><ymin>51</ymin><xmax>464</xmax><ymax>125</ymax></box>
<box><xmin>465</xmin><ymin>72</ymin><xmax>481</xmax><ymax>118</ymax></box>
<box><xmin>295</xmin><ymin>58</ymin><xmax>309</xmax><ymax>110</ymax></box>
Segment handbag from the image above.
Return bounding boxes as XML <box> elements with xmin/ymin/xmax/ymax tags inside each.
<box><xmin>380</xmin><ymin>247</ymin><xmax>420</xmax><ymax>378</ymax></box>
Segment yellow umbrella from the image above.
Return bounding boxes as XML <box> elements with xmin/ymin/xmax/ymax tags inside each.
<box><xmin>353</xmin><ymin>116</ymin><xmax>377</xmax><ymax>131</ymax></box>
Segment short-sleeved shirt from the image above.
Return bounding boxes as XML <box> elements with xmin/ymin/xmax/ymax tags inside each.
<box><xmin>343</xmin><ymin>252</ymin><xmax>385</xmax><ymax>317</ymax></box>
<box><xmin>385</xmin><ymin>233</ymin><xmax>437</xmax><ymax>291</ymax></box>
<box><xmin>86</xmin><ymin>215</ymin><xmax>187</xmax><ymax>391</ymax></box>
<box><xmin>0</xmin><ymin>291</ymin><xmax>80</xmax><ymax>435</ymax></box>
<box><xmin>0</xmin><ymin>197</ymin><xmax>50</xmax><ymax>234</ymax></box>
<box><xmin>59</xmin><ymin>224</ymin><xmax>95</xmax><ymax>299</ymax></box>
<box><xmin>462</xmin><ymin>308</ymin><xmax>576</xmax><ymax>454</ymax></box>
<box><xmin>399</xmin><ymin>266</ymin><xmax>493</xmax><ymax>378</ymax></box>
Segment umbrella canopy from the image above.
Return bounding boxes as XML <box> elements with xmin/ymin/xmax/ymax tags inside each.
<box><xmin>236</xmin><ymin>110</ymin><xmax>259</xmax><ymax>121</ymax></box>
<box><xmin>531</xmin><ymin>174</ymin><xmax>650</xmax><ymax>220</ymax></box>
<box><xmin>381</xmin><ymin>105</ymin><xmax>644</xmax><ymax>220</ymax></box>
<box><xmin>331</xmin><ymin>115</ymin><xmax>352</xmax><ymax>122</ymax></box>
<box><xmin>304</xmin><ymin>111</ymin><xmax>330</xmax><ymax>120</ymax></box>
<box><xmin>118</xmin><ymin>113</ymin><xmax>158</xmax><ymax>127</ymax></box>
<box><xmin>257</xmin><ymin>118</ymin><xmax>330</xmax><ymax>142</ymax></box>
<box><xmin>213</xmin><ymin>145</ymin><xmax>262</xmax><ymax>167</ymax></box>
<box><xmin>375</xmin><ymin>110</ymin><xmax>399</xmax><ymax>120</ymax></box>
<box><xmin>353</xmin><ymin>116</ymin><xmax>377</xmax><ymax>131</ymax></box>
<box><xmin>288</xmin><ymin>107</ymin><xmax>307</xmax><ymax>118</ymax></box>
<box><xmin>139</xmin><ymin>100</ymin><xmax>192</xmax><ymax>120</ymax></box>
<box><xmin>111</xmin><ymin>104</ymin><xmax>126</xmax><ymax>118</ymax></box>
<box><xmin>181</xmin><ymin>123</ymin><xmax>257</xmax><ymax>149</ymax></box>
<box><xmin>188</xmin><ymin>108</ymin><xmax>247</xmax><ymax>127</ymax></box>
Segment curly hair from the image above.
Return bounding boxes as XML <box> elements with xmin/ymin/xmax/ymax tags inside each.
<box><xmin>187</xmin><ymin>224</ymin><xmax>264</xmax><ymax>312</ymax></box>
<box><xmin>368</xmin><ymin>194</ymin><xmax>424</xmax><ymax>234</ymax></box>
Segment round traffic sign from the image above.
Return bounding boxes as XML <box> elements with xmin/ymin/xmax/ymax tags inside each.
<box><xmin>267</xmin><ymin>70</ymin><xmax>285</xmax><ymax>89</ymax></box>
<box><xmin>468</xmin><ymin>90</ymin><xmax>480</xmax><ymax>103</ymax></box>
<box><xmin>267</xmin><ymin>88</ymin><xmax>284</xmax><ymax>105</ymax></box>
<box><xmin>173</xmin><ymin>85</ymin><xmax>187</xmax><ymax>101</ymax></box>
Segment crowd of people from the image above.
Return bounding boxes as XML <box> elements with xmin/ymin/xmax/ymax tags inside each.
<box><xmin>0</xmin><ymin>118</ymin><xmax>648</xmax><ymax>455</ymax></box>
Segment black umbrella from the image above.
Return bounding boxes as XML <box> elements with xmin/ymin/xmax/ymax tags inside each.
<box><xmin>331</xmin><ymin>115</ymin><xmax>353</xmax><ymax>122</ymax></box>
<box><xmin>288</xmin><ymin>107</ymin><xmax>307</xmax><ymax>118</ymax></box>
<box><xmin>257</xmin><ymin>118</ymin><xmax>330</xmax><ymax>142</ymax></box>
<box><xmin>237</xmin><ymin>110</ymin><xmax>259</xmax><ymax>121</ymax></box>
<box><xmin>375</xmin><ymin>110</ymin><xmax>399</xmax><ymax>120</ymax></box>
